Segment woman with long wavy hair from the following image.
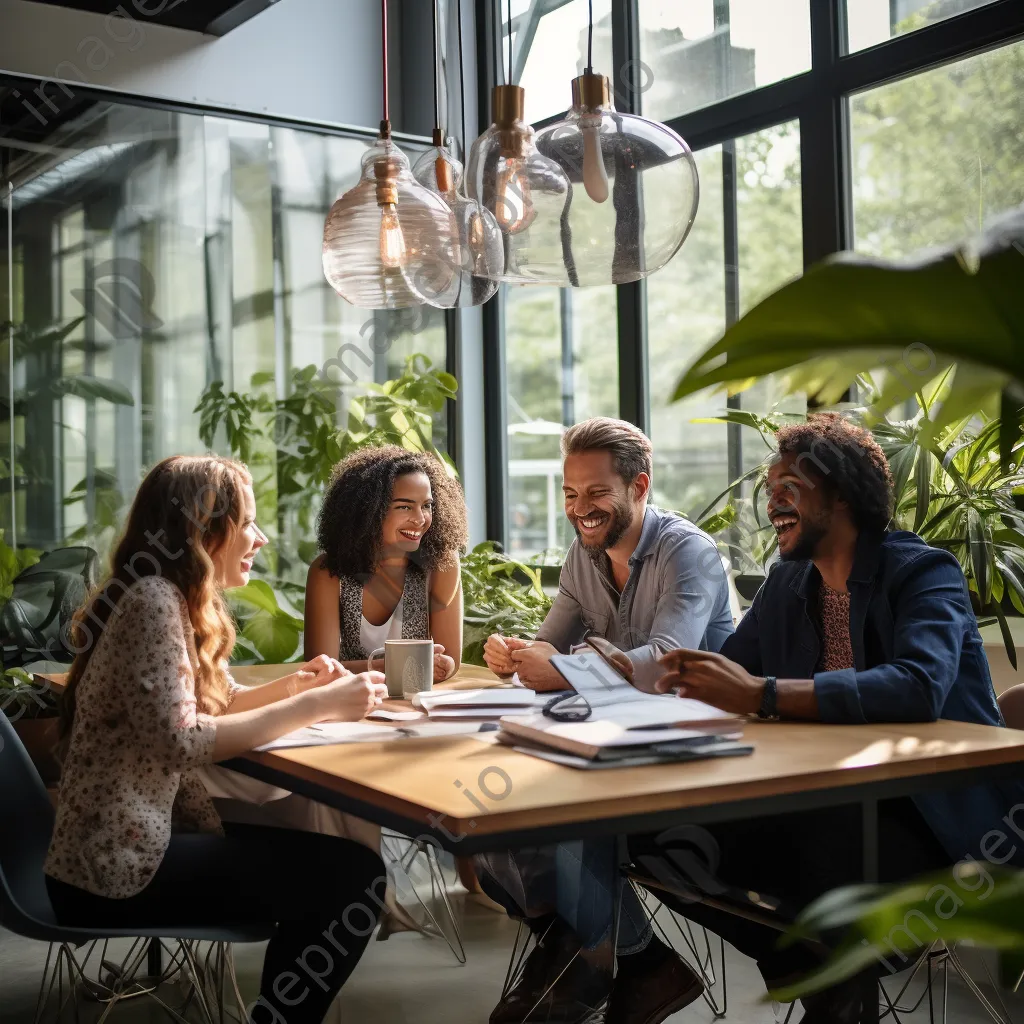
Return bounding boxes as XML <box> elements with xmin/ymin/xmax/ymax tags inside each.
<box><xmin>46</xmin><ymin>455</ymin><xmax>388</xmax><ymax>1024</ymax></box>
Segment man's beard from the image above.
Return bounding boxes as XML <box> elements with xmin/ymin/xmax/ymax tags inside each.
<box><xmin>574</xmin><ymin>500</ymin><xmax>634</xmax><ymax>563</ymax></box>
<box><xmin>780</xmin><ymin>511</ymin><xmax>831</xmax><ymax>562</ymax></box>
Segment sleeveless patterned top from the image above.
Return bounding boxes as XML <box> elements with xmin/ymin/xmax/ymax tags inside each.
<box><xmin>337</xmin><ymin>562</ymin><xmax>430</xmax><ymax>661</ymax></box>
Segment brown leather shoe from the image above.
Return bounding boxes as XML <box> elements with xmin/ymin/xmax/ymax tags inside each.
<box><xmin>490</xmin><ymin>920</ymin><xmax>611</xmax><ymax>1024</ymax></box>
<box><xmin>605</xmin><ymin>943</ymin><xmax>704</xmax><ymax>1024</ymax></box>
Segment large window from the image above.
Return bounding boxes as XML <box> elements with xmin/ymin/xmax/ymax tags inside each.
<box><xmin>846</xmin><ymin>0</ymin><xmax>1001</xmax><ymax>53</ymax></box>
<box><xmin>850</xmin><ymin>38</ymin><xmax>1024</xmax><ymax>256</ymax></box>
<box><xmin>1</xmin><ymin>87</ymin><xmax>446</xmax><ymax>580</ymax></box>
<box><xmin>505</xmin><ymin>284</ymin><xmax>618</xmax><ymax>559</ymax></box>
<box><xmin>639</xmin><ymin>0</ymin><xmax>811</xmax><ymax>121</ymax></box>
<box><xmin>486</xmin><ymin>0</ymin><xmax>1024</xmax><ymax>562</ymax></box>
<box><xmin>509</xmin><ymin>0</ymin><xmax>614</xmax><ymax>125</ymax></box>
<box><xmin>649</xmin><ymin>123</ymin><xmax>804</xmax><ymax>520</ymax></box>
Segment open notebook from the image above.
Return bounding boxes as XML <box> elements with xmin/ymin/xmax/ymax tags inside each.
<box><xmin>496</xmin><ymin>650</ymin><xmax>751</xmax><ymax>768</ymax></box>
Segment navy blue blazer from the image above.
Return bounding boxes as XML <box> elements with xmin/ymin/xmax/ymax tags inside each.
<box><xmin>722</xmin><ymin>529</ymin><xmax>1024</xmax><ymax>867</ymax></box>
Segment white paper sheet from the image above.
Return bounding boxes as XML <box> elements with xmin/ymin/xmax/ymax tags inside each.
<box><xmin>412</xmin><ymin>687</ymin><xmax>548</xmax><ymax>710</ymax></box>
<box><xmin>366</xmin><ymin>708</ymin><xmax>425</xmax><ymax>722</ymax></box>
<box><xmin>256</xmin><ymin>722</ymin><xmax>399</xmax><ymax>751</ymax></box>
<box><xmin>425</xmin><ymin>706</ymin><xmax>543</xmax><ymax>719</ymax></box>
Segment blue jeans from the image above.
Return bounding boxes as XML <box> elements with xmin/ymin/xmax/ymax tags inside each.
<box><xmin>475</xmin><ymin>838</ymin><xmax>651</xmax><ymax>954</ymax></box>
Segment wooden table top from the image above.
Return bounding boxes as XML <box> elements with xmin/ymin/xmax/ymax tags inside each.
<box><xmin>230</xmin><ymin>667</ymin><xmax>1024</xmax><ymax>848</ymax></box>
<box><xmin>38</xmin><ymin>663</ymin><xmax>1024</xmax><ymax>849</ymax></box>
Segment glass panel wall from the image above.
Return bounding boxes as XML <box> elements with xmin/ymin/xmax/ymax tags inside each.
<box><xmin>505</xmin><ymin>284</ymin><xmax>618</xmax><ymax>560</ymax></box>
<box><xmin>638</xmin><ymin>0</ymin><xmax>811</xmax><ymax>121</ymax></box>
<box><xmin>1</xmin><ymin>87</ymin><xmax>447</xmax><ymax>584</ymax></box>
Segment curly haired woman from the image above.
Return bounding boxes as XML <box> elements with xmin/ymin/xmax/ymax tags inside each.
<box><xmin>304</xmin><ymin>445</ymin><xmax>468</xmax><ymax>681</ymax></box>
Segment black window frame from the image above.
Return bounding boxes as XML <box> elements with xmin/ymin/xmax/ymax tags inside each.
<box><xmin>477</xmin><ymin>0</ymin><xmax>1024</xmax><ymax>549</ymax></box>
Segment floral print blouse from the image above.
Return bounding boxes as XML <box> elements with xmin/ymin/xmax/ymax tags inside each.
<box><xmin>45</xmin><ymin>576</ymin><xmax>224</xmax><ymax>899</ymax></box>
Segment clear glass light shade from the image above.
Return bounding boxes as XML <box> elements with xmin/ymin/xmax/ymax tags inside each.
<box><xmin>534</xmin><ymin>74</ymin><xmax>700</xmax><ymax>287</ymax></box>
<box><xmin>412</xmin><ymin>141</ymin><xmax>504</xmax><ymax>307</ymax></box>
<box><xmin>322</xmin><ymin>138</ymin><xmax>460</xmax><ymax>309</ymax></box>
<box><xmin>412</xmin><ymin>139</ymin><xmax>464</xmax><ymax>200</ymax></box>
<box><xmin>465</xmin><ymin>86</ymin><xmax>571</xmax><ymax>285</ymax></box>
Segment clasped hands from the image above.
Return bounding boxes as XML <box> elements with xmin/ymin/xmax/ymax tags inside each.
<box><xmin>482</xmin><ymin>635</ymin><xmax>567</xmax><ymax>691</ymax></box>
<box><xmin>289</xmin><ymin>655</ymin><xmax>386</xmax><ymax>721</ymax></box>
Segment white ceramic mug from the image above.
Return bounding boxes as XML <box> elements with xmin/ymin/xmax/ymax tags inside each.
<box><xmin>367</xmin><ymin>638</ymin><xmax>435</xmax><ymax>699</ymax></box>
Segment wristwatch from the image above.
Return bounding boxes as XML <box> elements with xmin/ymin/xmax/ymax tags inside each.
<box><xmin>758</xmin><ymin>675</ymin><xmax>780</xmax><ymax>720</ymax></box>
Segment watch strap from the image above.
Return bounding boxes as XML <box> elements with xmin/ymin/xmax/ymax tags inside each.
<box><xmin>758</xmin><ymin>675</ymin><xmax>779</xmax><ymax>720</ymax></box>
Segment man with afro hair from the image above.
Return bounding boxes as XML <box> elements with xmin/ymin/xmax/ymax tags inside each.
<box><xmin>640</xmin><ymin>412</ymin><xmax>1023</xmax><ymax>1023</ymax></box>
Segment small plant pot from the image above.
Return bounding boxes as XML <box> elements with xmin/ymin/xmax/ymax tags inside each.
<box><xmin>12</xmin><ymin>716</ymin><xmax>62</xmax><ymax>785</ymax></box>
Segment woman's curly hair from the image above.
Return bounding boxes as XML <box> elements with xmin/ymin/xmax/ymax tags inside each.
<box><xmin>316</xmin><ymin>445</ymin><xmax>468</xmax><ymax>578</ymax></box>
<box><xmin>773</xmin><ymin>413</ymin><xmax>894</xmax><ymax>533</ymax></box>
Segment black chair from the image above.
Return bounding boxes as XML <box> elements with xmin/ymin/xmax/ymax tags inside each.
<box><xmin>0</xmin><ymin>711</ymin><xmax>274</xmax><ymax>1024</ymax></box>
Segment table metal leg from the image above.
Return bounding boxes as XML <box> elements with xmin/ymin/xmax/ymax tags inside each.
<box><xmin>147</xmin><ymin>939</ymin><xmax>162</xmax><ymax>978</ymax></box>
<box><xmin>861</xmin><ymin>798</ymin><xmax>880</xmax><ymax>1022</ymax></box>
<box><xmin>862</xmin><ymin>798</ymin><xmax>879</xmax><ymax>884</ymax></box>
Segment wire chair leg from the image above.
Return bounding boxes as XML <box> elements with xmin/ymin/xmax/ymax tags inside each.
<box><xmin>945</xmin><ymin>946</ymin><xmax>1014</xmax><ymax>1024</ymax></box>
<box><xmin>501</xmin><ymin>919</ymin><xmax>537</xmax><ymax>1000</ymax></box>
<box><xmin>90</xmin><ymin>938</ymin><xmax>153</xmax><ymax>1024</ymax></box>
<box><xmin>424</xmin><ymin>844</ymin><xmax>467</xmax><ymax>964</ymax></box>
<box><xmin>32</xmin><ymin>942</ymin><xmax>58</xmax><ymax>1024</ymax></box>
<box><xmin>178</xmin><ymin>940</ymin><xmax>218</xmax><ymax>1024</ymax></box>
<box><xmin>638</xmin><ymin>893</ymin><xmax>727</xmax><ymax>1018</ymax></box>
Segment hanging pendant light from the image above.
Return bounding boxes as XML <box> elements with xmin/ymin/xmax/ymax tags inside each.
<box><xmin>464</xmin><ymin>0</ymin><xmax>571</xmax><ymax>285</ymax></box>
<box><xmin>322</xmin><ymin>0</ymin><xmax>459</xmax><ymax>310</ymax></box>
<box><xmin>532</xmin><ymin>0</ymin><xmax>699</xmax><ymax>287</ymax></box>
<box><xmin>411</xmin><ymin>0</ymin><xmax>502</xmax><ymax>308</ymax></box>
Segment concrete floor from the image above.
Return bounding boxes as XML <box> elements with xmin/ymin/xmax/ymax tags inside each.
<box><xmin>2</xmin><ymin>894</ymin><xmax>1022</xmax><ymax>1024</ymax></box>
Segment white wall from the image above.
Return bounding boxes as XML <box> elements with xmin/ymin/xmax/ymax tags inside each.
<box><xmin>0</xmin><ymin>0</ymin><xmax>383</xmax><ymax>129</ymax></box>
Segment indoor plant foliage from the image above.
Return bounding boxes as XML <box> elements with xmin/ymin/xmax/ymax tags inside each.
<box><xmin>195</xmin><ymin>357</ymin><xmax>550</xmax><ymax>667</ymax></box>
<box><xmin>1</xmin><ymin>318</ymin><xmax>136</xmax><ymax>553</ymax></box>
<box><xmin>461</xmin><ymin>542</ymin><xmax>553</xmax><ymax>666</ymax></box>
<box><xmin>196</xmin><ymin>354</ymin><xmax>455</xmax><ymax>664</ymax></box>
<box><xmin>670</xmin><ymin>207</ymin><xmax>1024</xmax><ymax>465</ymax></box>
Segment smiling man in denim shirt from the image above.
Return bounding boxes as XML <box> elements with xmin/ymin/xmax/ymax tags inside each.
<box><xmin>478</xmin><ymin>417</ymin><xmax>735</xmax><ymax>1024</ymax></box>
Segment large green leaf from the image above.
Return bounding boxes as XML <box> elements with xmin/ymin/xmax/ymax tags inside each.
<box><xmin>671</xmin><ymin>208</ymin><xmax>1024</xmax><ymax>434</ymax></box>
<box><xmin>241</xmin><ymin>610</ymin><xmax>302</xmax><ymax>664</ymax></box>
<box><xmin>774</xmin><ymin>869</ymin><xmax>1024</xmax><ymax>1003</ymax></box>
<box><xmin>227</xmin><ymin>578</ymin><xmax>297</xmax><ymax>618</ymax></box>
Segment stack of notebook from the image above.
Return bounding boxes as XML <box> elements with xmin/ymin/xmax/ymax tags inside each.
<box><xmin>497</xmin><ymin>708</ymin><xmax>751</xmax><ymax>769</ymax></box>
<box><xmin>411</xmin><ymin>687</ymin><xmax>551</xmax><ymax>719</ymax></box>
<box><xmin>495</xmin><ymin>651</ymin><xmax>754</xmax><ymax>769</ymax></box>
